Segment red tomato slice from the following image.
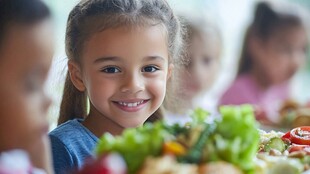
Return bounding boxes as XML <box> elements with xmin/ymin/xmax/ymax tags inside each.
<box><xmin>282</xmin><ymin>131</ymin><xmax>291</xmax><ymax>139</ymax></box>
<box><xmin>290</xmin><ymin>126</ymin><xmax>310</xmax><ymax>145</ymax></box>
<box><xmin>288</xmin><ymin>144</ymin><xmax>310</xmax><ymax>155</ymax></box>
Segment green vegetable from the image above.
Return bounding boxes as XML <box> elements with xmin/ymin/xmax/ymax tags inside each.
<box><xmin>95</xmin><ymin>105</ymin><xmax>260</xmax><ymax>174</ymax></box>
<box><xmin>164</xmin><ymin>122</ymin><xmax>189</xmax><ymax>136</ymax></box>
<box><xmin>264</xmin><ymin>137</ymin><xmax>286</xmax><ymax>152</ymax></box>
<box><xmin>190</xmin><ymin>107</ymin><xmax>210</xmax><ymax>125</ymax></box>
<box><xmin>96</xmin><ymin>121</ymin><xmax>168</xmax><ymax>174</ymax></box>
<box><xmin>178</xmin><ymin>123</ymin><xmax>216</xmax><ymax>163</ymax></box>
<box><xmin>206</xmin><ymin>105</ymin><xmax>260</xmax><ymax>173</ymax></box>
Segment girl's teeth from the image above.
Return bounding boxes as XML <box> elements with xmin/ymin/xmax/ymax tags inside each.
<box><xmin>118</xmin><ymin>101</ymin><xmax>144</xmax><ymax>107</ymax></box>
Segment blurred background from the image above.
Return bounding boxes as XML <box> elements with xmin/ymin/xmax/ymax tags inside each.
<box><xmin>44</xmin><ymin>0</ymin><xmax>310</xmax><ymax>130</ymax></box>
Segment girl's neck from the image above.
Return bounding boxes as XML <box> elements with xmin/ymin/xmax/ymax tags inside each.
<box><xmin>82</xmin><ymin>105</ymin><xmax>124</xmax><ymax>137</ymax></box>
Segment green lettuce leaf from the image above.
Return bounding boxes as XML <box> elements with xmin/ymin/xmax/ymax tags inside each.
<box><xmin>96</xmin><ymin>121</ymin><xmax>168</xmax><ymax>174</ymax></box>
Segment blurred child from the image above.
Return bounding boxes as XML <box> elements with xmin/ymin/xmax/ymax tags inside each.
<box><xmin>164</xmin><ymin>13</ymin><xmax>222</xmax><ymax>125</ymax></box>
<box><xmin>0</xmin><ymin>0</ymin><xmax>54</xmax><ymax>173</ymax></box>
<box><xmin>48</xmin><ymin>0</ymin><xmax>183</xmax><ymax>173</ymax></box>
<box><xmin>219</xmin><ymin>1</ymin><xmax>309</xmax><ymax>124</ymax></box>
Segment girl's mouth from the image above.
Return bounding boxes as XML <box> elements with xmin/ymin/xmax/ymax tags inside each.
<box><xmin>113</xmin><ymin>99</ymin><xmax>149</xmax><ymax>112</ymax></box>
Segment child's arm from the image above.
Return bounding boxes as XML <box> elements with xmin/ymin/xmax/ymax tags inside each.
<box><xmin>29</xmin><ymin>135</ymin><xmax>54</xmax><ymax>174</ymax></box>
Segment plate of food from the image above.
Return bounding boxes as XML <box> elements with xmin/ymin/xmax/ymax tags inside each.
<box><xmin>78</xmin><ymin>105</ymin><xmax>310</xmax><ymax>174</ymax></box>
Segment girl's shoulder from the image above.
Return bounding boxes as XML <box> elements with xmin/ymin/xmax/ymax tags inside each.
<box><xmin>0</xmin><ymin>150</ymin><xmax>46</xmax><ymax>174</ymax></box>
<box><xmin>49</xmin><ymin>118</ymin><xmax>98</xmax><ymax>148</ymax></box>
<box><xmin>49</xmin><ymin>119</ymin><xmax>83</xmax><ymax>138</ymax></box>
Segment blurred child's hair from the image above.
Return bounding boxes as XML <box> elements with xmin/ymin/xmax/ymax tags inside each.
<box><xmin>179</xmin><ymin>13</ymin><xmax>222</xmax><ymax>66</ymax></box>
<box><xmin>58</xmin><ymin>0</ymin><xmax>183</xmax><ymax>125</ymax></box>
<box><xmin>164</xmin><ymin>13</ymin><xmax>222</xmax><ymax>113</ymax></box>
<box><xmin>0</xmin><ymin>0</ymin><xmax>50</xmax><ymax>47</ymax></box>
<box><xmin>238</xmin><ymin>0</ymin><xmax>309</xmax><ymax>75</ymax></box>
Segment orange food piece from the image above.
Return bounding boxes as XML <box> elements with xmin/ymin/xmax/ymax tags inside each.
<box><xmin>163</xmin><ymin>141</ymin><xmax>186</xmax><ymax>156</ymax></box>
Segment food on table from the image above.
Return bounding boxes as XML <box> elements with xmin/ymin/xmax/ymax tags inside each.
<box><xmin>94</xmin><ymin>105</ymin><xmax>259</xmax><ymax>174</ymax></box>
<box><xmin>78</xmin><ymin>105</ymin><xmax>310</xmax><ymax>174</ymax></box>
<box><xmin>258</xmin><ymin>127</ymin><xmax>310</xmax><ymax>173</ymax></box>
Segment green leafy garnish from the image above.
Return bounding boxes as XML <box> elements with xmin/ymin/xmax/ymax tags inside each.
<box><xmin>96</xmin><ymin>121</ymin><xmax>168</xmax><ymax>174</ymax></box>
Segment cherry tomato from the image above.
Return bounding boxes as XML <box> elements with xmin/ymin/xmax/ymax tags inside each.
<box><xmin>290</xmin><ymin>126</ymin><xmax>310</xmax><ymax>145</ymax></box>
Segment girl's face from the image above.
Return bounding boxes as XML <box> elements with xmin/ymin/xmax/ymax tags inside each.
<box><xmin>179</xmin><ymin>34</ymin><xmax>220</xmax><ymax>100</ymax></box>
<box><xmin>253</xmin><ymin>26</ymin><xmax>308</xmax><ymax>85</ymax></box>
<box><xmin>0</xmin><ymin>21</ymin><xmax>53</xmax><ymax>152</ymax></box>
<box><xmin>72</xmin><ymin>25</ymin><xmax>172</xmax><ymax>128</ymax></box>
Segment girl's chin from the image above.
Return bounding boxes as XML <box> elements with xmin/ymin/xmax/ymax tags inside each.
<box><xmin>120</xmin><ymin>120</ymin><xmax>145</xmax><ymax>128</ymax></box>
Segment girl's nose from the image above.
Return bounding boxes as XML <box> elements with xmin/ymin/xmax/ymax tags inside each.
<box><xmin>120</xmin><ymin>73</ymin><xmax>144</xmax><ymax>94</ymax></box>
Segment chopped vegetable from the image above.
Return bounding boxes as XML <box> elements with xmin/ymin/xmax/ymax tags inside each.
<box><xmin>178</xmin><ymin>123</ymin><xmax>216</xmax><ymax>163</ymax></box>
<box><xmin>264</xmin><ymin>137</ymin><xmax>286</xmax><ymax>153</ymax></box>
<box><xmin>288</xmin><ymin>144</ymin><xmax>310</xmax><ymax>155</ymax></box>
<box><xmin>163</xmin><ymin>141</ymin><xmax>186</xmax><ymax>156</ymax></box>
<box><xmin>290</xmin><ymin>127</ymin><xmax>310</xmax><ymax>145</ymax></box>
<box><xmin>282</xmin><ymin>131</ymin><xmax>291</xmax><ymax>139</ymax></box>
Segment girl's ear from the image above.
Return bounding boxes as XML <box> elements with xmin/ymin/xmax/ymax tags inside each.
<box><xmin>68</xmin><ymin>60</ymin><xmax>86</xmax><ymax>92</ymax></box>
<box><xmin>167</xmin><ymin>63</ymin><xmax>174</xmax><ymax>80</ymax></box>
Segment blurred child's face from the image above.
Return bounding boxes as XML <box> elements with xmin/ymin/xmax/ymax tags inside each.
<box><xmin>72</xmin><ymin>25</ymin><xmax>171</xmax><ymax>128</ymax></box>
<box><xmin>253</xmin><ymin>26</ymin><xmax>308</xmax><ymax>85</ymax></box>
<box><xmin>179</xmin><ymin>34</ymin><xmax>220</xmax><ymax>100</ymax></box>
<box><xmin>0</xmin><ymin>21</ymin><xmax>53</xmax><ymax>152</ymax></box>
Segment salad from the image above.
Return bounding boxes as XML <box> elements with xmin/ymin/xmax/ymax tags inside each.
<box><xmin>80</xmin><ymin>105</ymin><xmax>260</xmax><ymax>174</ymax></box>
<box><xmin>257</xmin><ymin>126</ymin><xmax>310</xmax><ymax>173</ymax></box>
<box><xmin>79</xmin><ymin>105</ymin><xmax>310</xmax><ymax>174</ymax></box>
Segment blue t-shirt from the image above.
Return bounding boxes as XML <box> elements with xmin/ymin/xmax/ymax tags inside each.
<box><xmin>49</xmin><ymin>119</ymin><xmax>99</xmax><ymax>174</ymax></box>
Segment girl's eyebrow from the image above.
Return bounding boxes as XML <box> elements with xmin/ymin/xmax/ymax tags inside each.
<box><xmin>94</xmin><ymin>56</ymin><xmax>121</xmax><ymax>64</ymax></box>
<box><xmin>94</xmin><ymin>55</ymin><xmax>166</xmax><ymax>64</ymax></box>
<box><xmin>143</xmin><ymin>56</ymin><xmax>165</xmax><ymax>62</ymax></box>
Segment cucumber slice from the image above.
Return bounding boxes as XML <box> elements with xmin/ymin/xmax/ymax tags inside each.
<box><xmin>264</xmin><ymin>137</ymin><xmax>286</xmax><ymax>153</ymax></box>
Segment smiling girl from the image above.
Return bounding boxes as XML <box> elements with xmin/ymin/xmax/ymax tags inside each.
<box><xmin>48</xmin><ymin>0</ymin><xmax>183</xmax><ymax>173</ymax></box>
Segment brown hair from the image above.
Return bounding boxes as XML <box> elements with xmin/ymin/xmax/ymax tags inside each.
<box><xmin>58</xmin><ymin>0</ymin><xmax>183</xmax><ymax>125</ymax></box>
<box><xmin>0</xmin><ymin>0</ymin><xmax>50</xmax><ymax>48</ymax></box>
<box><xmin>238</xmin><ymin>0</ymin><xmax>308</xmax><ymax>75</ymax></box>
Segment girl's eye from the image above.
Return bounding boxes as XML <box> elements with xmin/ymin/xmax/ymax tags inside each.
<box><xmin>102</xmin><ymin>67</ymin><xmax>121</xmax><ymax>73</ymax></box>
<box><xmin>203</xmin><ymin>56</ymin><xmax>212</xmax><ymax>65</ymax></box>
<box><xmin>142</xmin><ymin>66</ymin><xmax>159</xmax><ymax>72</ymax></box>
